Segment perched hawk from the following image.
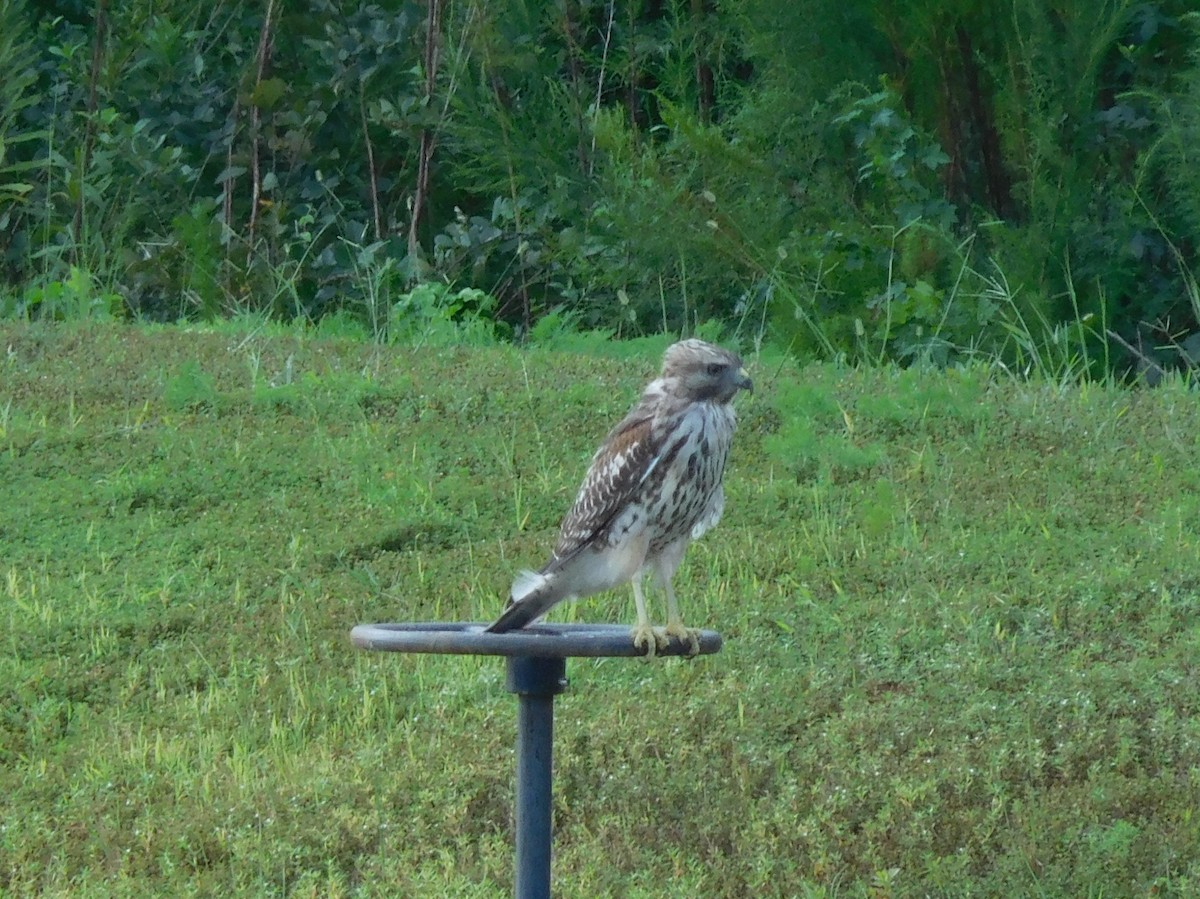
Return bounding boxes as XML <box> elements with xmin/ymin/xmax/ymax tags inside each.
<box><xmin>485</xmin><ymin>339</ymin><xmax>752</xmax><ymax>656</ymax></box>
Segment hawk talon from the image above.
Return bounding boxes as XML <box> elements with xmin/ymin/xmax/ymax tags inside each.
<box><xmin>631</xmin><ymin>624</ymin><xmax>663</xmax><ymax>659</ymax></box>
<box><xmin>631</xmin><ymin>623</ymin><xmax>700</xmax><ymax>658</ymax></box>
<box><xmin>664</xmin><ymin>622</ymin><xmax>702</xmax><ymax>657</ymax></box>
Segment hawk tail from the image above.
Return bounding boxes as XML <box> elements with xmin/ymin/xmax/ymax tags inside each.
<box><xmin>484</xmin><ymin>569</ymin><xmax>559</xmax><ymax>633</ymax></box>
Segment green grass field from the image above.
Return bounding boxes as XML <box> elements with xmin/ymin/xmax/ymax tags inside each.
<box><xmin>3</xmin><ymin>320</ymin><xmax>1200</xmax><ymax>897</ymax></box>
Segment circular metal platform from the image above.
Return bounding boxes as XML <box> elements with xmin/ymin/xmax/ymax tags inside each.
<box><xmin>349</xmin><ymin>622</ymin><xmax>722</xmax><ymax>658</ymax></box>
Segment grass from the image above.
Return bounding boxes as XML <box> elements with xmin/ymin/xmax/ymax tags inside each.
<box><xmin>2</xmin><ymin>320</ymin><xmax>1200</xmax><ymax>897</ymax></box>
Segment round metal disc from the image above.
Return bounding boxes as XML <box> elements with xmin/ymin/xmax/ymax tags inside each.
<box><xmin>349</xmin><ymin>622</ymin><xmax>722</xmax><ymax>658</ymax></box>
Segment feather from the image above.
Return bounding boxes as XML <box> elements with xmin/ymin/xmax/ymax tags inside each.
<box><xmin>484</xmin><ymin>597</ymin><xmax>544</xmax><ymax>633</ymax></box>
<box><xmin>484</xmin><ymin>570</ymin><xmax>558</xmax><ymax>632</ymax></box>
<box><xmin>511</xmin><ymin>568</ymin><xmax>548</xmax><ymax>603</ymax></box>
<box><xmin>553</xmin><ymin>413</ymin><xmax>659</xmax><ymax>559</ymax></box>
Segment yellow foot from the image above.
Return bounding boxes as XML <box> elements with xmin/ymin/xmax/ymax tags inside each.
<box><xmin>631</xmin><ymin>623</ymin><xmax>669</xmax><ymax>659</ymax></box>
<box><xmin>663</xmin><ymin>621</ymin><xmax>701</xmax><ymax>657</ymax></box>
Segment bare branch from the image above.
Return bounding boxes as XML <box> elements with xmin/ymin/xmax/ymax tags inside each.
<box><xmin>1106</xmin><ymin>328</ymin><xmax>1166</xmax><ymax>382</ymax></box>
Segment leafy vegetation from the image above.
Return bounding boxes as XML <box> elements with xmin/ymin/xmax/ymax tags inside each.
<box><xmin>3</xmin><ymin>320</ymin><xmax>1200</xmax><ymax>896</ymax></box>
<box><xmin>1</xmin><ymin>1</ymin><xmax>1199</xmax><ymax>375</ymax></box>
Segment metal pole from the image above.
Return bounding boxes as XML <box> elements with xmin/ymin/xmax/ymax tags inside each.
<box><xmin>505</xmin><ymin>655</ymin><xmax>568</xmax><ymax>899</ymax></box>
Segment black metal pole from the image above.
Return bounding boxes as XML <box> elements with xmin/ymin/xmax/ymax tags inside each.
<box><xmin>505</xmin><ymin>655</ymin><xmax>568</xmax><ymax>899</ymax></box>
<box><xmin>350</xmin><ymin>624</ymin><xmax>721</xmax><ymax>896</ymax></box>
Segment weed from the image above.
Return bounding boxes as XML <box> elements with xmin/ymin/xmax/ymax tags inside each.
<box><xmin>163</xmin><ymin>360</ymin><xmax>220</xmax><ymax>411</ymax></box>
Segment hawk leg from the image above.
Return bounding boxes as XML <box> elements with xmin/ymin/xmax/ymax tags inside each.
<box><xmin>663</xmin><ymin>578</ymin><xmax>701</xmax><ymax>657</ymax></box>
<box><xmin>630</xmin><ymin>576</ymin><xmax>667</xmax><ymax>658</ymax></box>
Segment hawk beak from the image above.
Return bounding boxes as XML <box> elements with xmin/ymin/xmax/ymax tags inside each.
<box><xmin>736</xmin><ymin>367</ymin><xmax>754</xmax><ymax>394</ymax></box>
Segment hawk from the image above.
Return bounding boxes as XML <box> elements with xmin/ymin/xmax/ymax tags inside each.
<box><xmin>485</xmin><ymin>339</ymin><xmax>752</xmax><ymax>656</ymax></box>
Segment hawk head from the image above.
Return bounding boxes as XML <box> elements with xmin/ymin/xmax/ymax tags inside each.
<box><xmin>661</xmin><ymin>339</ymin><xmax>754</xmax><ymax>403</ymax></box>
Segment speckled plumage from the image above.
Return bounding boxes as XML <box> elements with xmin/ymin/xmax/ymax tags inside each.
<box><xmin>485</xmin><ymin>339</ymin><xmax>752</xmax><ymax>655</ymax></box>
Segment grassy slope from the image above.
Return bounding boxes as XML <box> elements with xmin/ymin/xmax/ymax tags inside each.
<box><xmin>2</xmin><ymin>321</ymin><xmax>1199</xmax><ymax>898</ymax></box>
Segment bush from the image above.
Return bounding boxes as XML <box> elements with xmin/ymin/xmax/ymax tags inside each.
<box><xmin>2</xmin><ymin>0</ymin><xmax>1198</xmax><ymax>377</ymax></box>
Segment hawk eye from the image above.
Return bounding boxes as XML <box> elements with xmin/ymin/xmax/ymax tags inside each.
<box><xmin>705</xmin><ymin>362</ymin><xmax>724</xmax><ymax>376</ymax></box>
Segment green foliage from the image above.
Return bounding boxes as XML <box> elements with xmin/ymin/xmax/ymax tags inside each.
<box><xmin>526</xmin><ymin>309</ymin><xmax>615</xmax><ymax>353</ymax></box>
<box><xmin>764</xmin><ymin>375</ymin><xmax>886</xmax><ymax>480</ymax></box>
<box><xmin>313</xmin><ymin>308</ymin><xmax>373</xmax><ymax>342</ymax></box>
<box><xmin>772</xmin><ymin>87</ymin><xmax>981</xmax><ymax>365</ymax></box>
<box><xmin>6</xmin><ymin>321</ymin><xmax>1200</xmax><ymax>895</ymax></box>
<box><xmin>763</xmin><ymin>363</ymin><xmax>989</xmax><ymax>482</ymax></box>
<box><xmin>6</xmin><ymin>265</ymin><xmax>122</xmax><ymax>320</ymax></box>
<box><xmin>2</xmin><ymin>0</ymin><xmax>1199</xmax><ymax>377</ymax></box>
<box><xmin>163</xmin><ymin>360</ymin><xmax>219</xmax><ymax>410</ymax></box>
<box><xmin>387</xmin><ymin>282</ymin><xmax>501</xmax><ymax>347</ymax></box>
<box><xmin>1156</xmin><ymin>14</ymin><xmax>1200</xmax><ymax>240</ymax></box>
<box><xmin>0</xmin><ymin>0</ymin><xmax>45</xmax><ymax>238</ymax></box>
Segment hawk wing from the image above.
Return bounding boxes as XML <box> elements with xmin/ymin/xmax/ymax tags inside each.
<box><xmin>486</xmin><ymin>410</ymin><xmax>662</xmax><ymax>633</ymax></box>
<box><xmin>549</xmin><ymin>409</ymin><xmax>661</xmax><ymax>565</ymax></box>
